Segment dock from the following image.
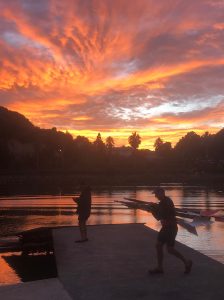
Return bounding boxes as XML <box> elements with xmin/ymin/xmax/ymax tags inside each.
<box><xmin>1</xmin><ymin>223</ymin><xmax>224</xmax><ymax>299</ymax></box>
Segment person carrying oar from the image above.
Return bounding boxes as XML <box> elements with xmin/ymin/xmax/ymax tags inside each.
<box><xmin>149</xmin><ymin>187</ymin><xmax>192</xmax><ymax>275</ymax></box>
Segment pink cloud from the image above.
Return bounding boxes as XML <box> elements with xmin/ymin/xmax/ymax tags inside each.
<box><xmin>0</xmin><ymin>0</ymin><xmax>223</xmax><ymax>147</ymax></box>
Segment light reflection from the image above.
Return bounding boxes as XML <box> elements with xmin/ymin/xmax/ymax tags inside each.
<box><xmin>0</xmin><ymin>185</ymin><xmax>224</xmax><ymax>286</ymax></box>
<box><xmin>0</xmin><ymin>253</ymin><xmax>20</xmax><ymax>285</ymax></box>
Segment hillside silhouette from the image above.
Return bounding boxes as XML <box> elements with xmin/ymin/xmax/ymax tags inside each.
<box><xmin>0</xmin><ymin>106</ymin><xmax>224</xmax><ymax>189</ymax></box>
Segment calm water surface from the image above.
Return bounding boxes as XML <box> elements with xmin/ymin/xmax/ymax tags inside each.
<box><xmin>0</xmin><ymin>185</ymin><xmax>224</xmax><ymax>284</ymax></box>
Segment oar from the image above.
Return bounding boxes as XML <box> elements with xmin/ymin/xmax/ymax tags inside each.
<box><xmin>117</xmin><ymin>199</ymin><xmax>198</xmax><ymax>236</ymax></box>
<box><xmin>123</xmin><ymin>197</ymin><xmax>202</xmax><ymax>219</ymax></box>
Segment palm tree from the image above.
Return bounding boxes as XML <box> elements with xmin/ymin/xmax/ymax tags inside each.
<box><xmin>128</xmin><ymin>132</ymin><xmax>141</xmax><ymax>150</ymax></box>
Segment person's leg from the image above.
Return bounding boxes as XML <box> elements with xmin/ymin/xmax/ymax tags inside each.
<box><xmin>167</xmin><ymin>245</ymin><xmax>192</xmax><ymax>274</ymax></box>
<box><xmin>76</xmin><ymin>219</ymin><xmax>88</xmax><ymax>242</ymax></box>
<box><xmin>149</xmin><ymin>241</ymin><xmax>164</xmax><ymax>274</ymax></box>
<box><xmin>80</xmin><ymin>220</ymin><xmax>87</xmax><ymax>240</ymax></box>
<box><xmin>167</xmin><ymin>245</ymin><xmax>187</xmax><ymax>264</ymax></box>
<box><xmin>156</xmin><ymin>241</ymin><xmax>164</xmax><ymax>270</ymax></box>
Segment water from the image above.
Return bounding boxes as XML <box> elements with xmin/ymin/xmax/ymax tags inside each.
<box><xmin>0</xmin><ymin>185</ymin><xmax>224</xmax><ymax>284</ymax></box>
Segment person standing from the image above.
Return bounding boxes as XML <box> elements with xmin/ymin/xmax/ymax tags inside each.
<box><xmin>149</xmin><ymin>187</ymin><xmax>192</xmax><ymax>274</ymax></box>
<box><xmin>73</xmin><ymin>183</ymin><xmax>92</xmax><ymax>243</ymax></box>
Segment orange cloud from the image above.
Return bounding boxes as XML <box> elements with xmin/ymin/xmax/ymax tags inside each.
<box><xmin>0</xmin><ymin>0</ymin><xmax>223</xmax><ymax>148</ymax></box>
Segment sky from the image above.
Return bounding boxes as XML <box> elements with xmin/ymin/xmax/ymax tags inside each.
<box><xmin>0</xmin><ymin>0</ymin><xmax>224</xmax><ymax>149</ymax></box>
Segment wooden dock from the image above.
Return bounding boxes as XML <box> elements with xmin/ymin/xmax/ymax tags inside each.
<box><xmin>0</xmin><ymin>278</ymin><xmax>71</xmax><ymax>300</ymax></box>
<box><xmin>1</xmin><ymin>223</ymin><xmax>224</xmax><ymax>299</ymax></box>
<box><xmin>53</xmin><ymin>224</ymin><xmax>224</xmax><ymax>300</ymax></box>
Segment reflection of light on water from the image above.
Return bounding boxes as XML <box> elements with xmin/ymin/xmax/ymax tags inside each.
<box><xmin>176</xmin><ymin>221</ymin><xmax>224</xmax><ymax>263</ymax></box>
<box><xmin>146</xmin><ymin>214</ymin><xmax>224</xmax><ymax>264</ymax></box>
<box><xmin>0</xmin><ymin>253</ymin><xmax>20</xmax><ymax>285</ymax></box>
<box><xmin>0</xmin><ymin>186</ymin><xmax>224</xmax><ymax>279</ymax></box>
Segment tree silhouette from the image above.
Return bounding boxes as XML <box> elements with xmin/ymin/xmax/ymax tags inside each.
<box><xmin>154</xmin><ymin>137</ymin><xmax>172</xmax><ymax>157</ymax></box>
<box><xmin>1</xmin><ymin>105</ymin><xmax>224</xmax><ymax>177</ymax></box>
<box><xmin>93</xmin><ymin>133</ymin><xmax>105</xmax><ymax>152</ymax></box>
<box><xmin>128</xmin><ymin>132</ymin><xmax>141</xmax><ymax>150</ymax></box>
<box><xmin>212</xmin><ymin>128</ymin><xmax>224</xmax><ymax>161</ymax></box>
<box><xmin>154</xmin><ymin>137</ymin><xmax>163</xmax><ymax>152</ymax></box>
<box><xmin>174</xmin><ymin>131</ymin><xmax>201</xmax><ymax>159</ymax></box>
<box><xmin>75</xmin><ymin>136</ymin><xmax>91</xmax><ymax>148</ymax></box>
<box><xmin>201</xmin><ymin>131</ymin><xmax>212</xmax><ymax>159</ymax></box>
<box><xmin>106</xmin><ymin>136</ymin><xmax>115</xmax><ymax>152</ymax></box>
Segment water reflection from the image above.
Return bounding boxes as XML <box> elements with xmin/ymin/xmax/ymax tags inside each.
<box><xmin>0</xmin><ymin>185</ymin><xmax>224</xmax><ymax>285</ymax></box>
<box><xmin>2</xmin><ymin>252</ymin><xmax>57</xmax><ymax>283</ymax></box>
<box><xmin>0</xmin><ymin>253</ymin><xmax>20</xmax><ymax>285</ymax></box>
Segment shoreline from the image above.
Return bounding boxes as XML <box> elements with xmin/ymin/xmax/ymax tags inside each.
<box><xmin>0</xmin><ymin>173</ymin><xmax>224</xmax><ymax>195</ymax></box>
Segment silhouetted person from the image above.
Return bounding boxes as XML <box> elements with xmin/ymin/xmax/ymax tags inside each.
<box><xmin>73</xmin><ymin>183</ymin><xmax>92</xmax><ymax>243</ymax></box>
<box><xmin>149</xmin><ymin>187</ymin><xmax>192</xmax><ymax>274</ymax></box>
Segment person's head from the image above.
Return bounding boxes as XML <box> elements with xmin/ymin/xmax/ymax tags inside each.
<box><xmin>152</xmin><ymin>187</ymin><xmax>165</xmax><ymax>201</ymax></box>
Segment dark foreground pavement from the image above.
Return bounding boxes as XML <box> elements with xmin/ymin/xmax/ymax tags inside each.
<box><xmin>53</xmin><ymin>224</ymin><xmax>224</xmax><ymax>300</ymax></box>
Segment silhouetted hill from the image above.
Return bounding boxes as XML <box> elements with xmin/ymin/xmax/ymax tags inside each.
<box><xmin>0</xmin><ymin>106</ymin><xmax>224</xmax><ymax>181</ymax></box>
<box><xmin>0</xmin><ymin>106</ymin><xmax>74</xmax><ymax>170</ymax></box>
<box><xmin>0</xmin><ymin>106</ymin><xmax>36</xmax><ymax>142</ymax></box>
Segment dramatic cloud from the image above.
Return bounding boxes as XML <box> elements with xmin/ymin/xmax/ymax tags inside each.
<box><xmin>0</xmin><ymin>0</ymin><xmax>223</xmax><ymax>148</ymax></box>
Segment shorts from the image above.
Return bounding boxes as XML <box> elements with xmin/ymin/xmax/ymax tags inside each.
<box><xmin>78</xmin><ymin>214</ymin><xmax>90</xmax><ymax>223</ymax></box>
<box><xmin>157</xmin><ymin>225</ymin><xmax>178</xmax><ymax>247</ymax></box>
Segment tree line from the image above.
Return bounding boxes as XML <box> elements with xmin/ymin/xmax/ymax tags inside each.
<box><xmin>0</xmin><ymin>106</ymin><xmax>224</xmax><ymax>175</ymax></box>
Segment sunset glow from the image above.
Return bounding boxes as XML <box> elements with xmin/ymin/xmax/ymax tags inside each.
<box><xmin>0</xmin><ymin>0</ymin><xmax>223</xmax><ymax>148</ymax></box>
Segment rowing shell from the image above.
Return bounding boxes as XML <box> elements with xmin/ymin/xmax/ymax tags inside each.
<box><xmin>124</xmin><ymin>197</ymin><xmax>200</xmax><ymax>219</ymax></box>
<box><xmin>118</xmin><ymin>198</ymin><xmax>199</xmax><ymax>235</ymax></box>
<box><xmin>123</xmin><ymin>197</ymin><xmax>224</xmax><ymax>222</ymax></box>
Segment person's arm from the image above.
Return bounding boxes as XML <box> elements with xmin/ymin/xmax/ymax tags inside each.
<box><xmin>149</xmin><ymin>203</ymin><xmax>161</xmax><ymax>220</ymax></box>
